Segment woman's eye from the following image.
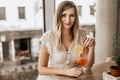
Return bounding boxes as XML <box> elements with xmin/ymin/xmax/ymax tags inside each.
<box><xmin>70</xmin><ymin>14</ymin><xmax>75</xmax><ymax>17</ymax></box>
<box><xmin>61</xmin><ymin>14</ymin><xmax>66</xmax><ymax>17</ymax></box>
<box><xmin>61</xmin><ymin>14</ymin><xmax>75</xmax><ymax>18</ymax></box>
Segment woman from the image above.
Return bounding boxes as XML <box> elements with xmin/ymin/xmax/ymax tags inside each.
<box><xmin>37</xmin><ymin>1</ymin><xmax>95</xmax><ymax>80</ymax></box>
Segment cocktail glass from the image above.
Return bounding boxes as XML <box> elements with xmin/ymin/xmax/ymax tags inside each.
<box><xmin>76</xmin><ymin>45</ymin><xmax>88</xmax><ymax>80</ymax></box>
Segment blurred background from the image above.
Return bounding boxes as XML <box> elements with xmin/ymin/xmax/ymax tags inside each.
<box><xmin>0</xmin><ymin>0</ymin><xmax>119</xmax><ymax>80</ymax></box>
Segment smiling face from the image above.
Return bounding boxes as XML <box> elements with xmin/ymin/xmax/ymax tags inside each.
<box><xmin>61</xmin><ymin>8</ymin><xmax>75</xmax><ymax>29</ymax></box>
<box><xmin>54</xmin><ymin>1</ymin><xmax>80</xmax><ymax>42</ymax></box>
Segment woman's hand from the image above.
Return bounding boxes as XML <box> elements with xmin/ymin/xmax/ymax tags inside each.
<box><xmin>64</xmin><ymin>67</ymin><xmax>83</xmax><ymax>77</ymax></box>
<box><xmin>83</xmin><ymin>38</ymin><xmax>95</xmax><ymax>48</ymax></box>
<box><xmin>83</xmin><ymin>37</ymin><xmax>95</xmax><ymax>69</ymax></box>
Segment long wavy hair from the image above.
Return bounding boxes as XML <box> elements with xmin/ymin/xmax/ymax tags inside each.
<box><xmin>52</xmin><ymin>1</ymin><xmax>80</xmax><ymax>50</ymax></box>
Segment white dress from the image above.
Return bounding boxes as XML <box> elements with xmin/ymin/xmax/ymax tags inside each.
<box><xmin>37</xmin><ymin>30</ymin><xmax>86</xmax><ymax>80</ymax></box>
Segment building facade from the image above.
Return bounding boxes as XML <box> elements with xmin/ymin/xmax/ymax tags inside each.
<box><xmin>0</xmin><ymin>0</ymin><xmax>43</xmax><ymax>62</ymax></box>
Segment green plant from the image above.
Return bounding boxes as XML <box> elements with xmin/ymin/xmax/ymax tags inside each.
<box><xmin>113</xmin><ymin>38</ymin><xmax>120</xmax><ymax>66</ymax></box>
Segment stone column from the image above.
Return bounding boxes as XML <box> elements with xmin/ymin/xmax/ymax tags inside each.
<box><xmin>9</xmin><ymin>39</ymin><xmax>16</xmax><ymax>61</ymax></box>
<box><xmin>0</xmin><ymin>42</ymin><xmax>3</xmax><ymax>62</ymax></box>
<box><xmin>31</xmin><ymin>37</ymin><xmax>40</xmax><ymax>59</ymax></box>
<box><xmin>95</xmin><ymin>0</ymin><xmax>118</xmax><ymax>64</ymax></box>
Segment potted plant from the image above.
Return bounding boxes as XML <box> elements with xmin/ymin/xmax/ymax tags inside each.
<box><xmin>110</xmin><ymin>38</ymin><xmax>120</xmax><ymax>77</ymax></box>
<box><xmin>103</xmin><ymin>36</ymin><xmax>120</xmax><ymax>80</ymax></box>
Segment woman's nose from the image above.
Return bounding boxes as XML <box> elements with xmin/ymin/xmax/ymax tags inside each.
<box><xmin>66</xmin><ymin>16</ymin><xmax>70</xmax><ymax>23</ymax></box>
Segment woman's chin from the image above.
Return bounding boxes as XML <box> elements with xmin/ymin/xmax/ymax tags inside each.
<box><xmin>64</xmin><ymin>26</ymin><xmax>72</xmax><ymax>29</ymax></box>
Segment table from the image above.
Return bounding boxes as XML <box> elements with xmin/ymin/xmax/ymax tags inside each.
<box><xmin>53</xmin><ymin>62</ymin><xmax>116</xmax><ymax>80</ymax></box>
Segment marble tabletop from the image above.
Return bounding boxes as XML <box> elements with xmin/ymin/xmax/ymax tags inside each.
<box><xmin>51</xmin><ymin>62</ymin><xmax>116</xmax><ymax>80</ymax></box>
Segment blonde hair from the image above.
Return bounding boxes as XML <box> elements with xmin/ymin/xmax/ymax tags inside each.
<box><xmin>52</xmin><ymin>1</ymin><xmax>80</xmax><ymax>50</ymax></box>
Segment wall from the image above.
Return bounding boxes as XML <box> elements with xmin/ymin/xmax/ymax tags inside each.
<box><xmin>95</xmin><ymin>0</ymin><xmax>118</xmax><ymax>64</ymax></box>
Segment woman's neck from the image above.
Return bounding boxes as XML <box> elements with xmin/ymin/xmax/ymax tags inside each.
<box><xmin>61</xmin><ymin>28</ymin><xmax>72</xmax><ymax>41</ymax></box>
<box><xmin>62</xmin><ymin>28</ymin><xmax>70</xmax><ymax>36</ymax></box>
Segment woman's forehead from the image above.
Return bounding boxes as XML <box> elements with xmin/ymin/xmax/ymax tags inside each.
<box><xmin>62</xmin><ymin>8</ymin><xmax>75</xmax><ymax>14</ymax></box>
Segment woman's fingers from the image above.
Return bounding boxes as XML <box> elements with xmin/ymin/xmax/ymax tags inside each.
<box><xmin>88</xmin><ymin>39</ymin><xmax>95</xmax><ymax>47</ymax></box>
<box><xmin>74</xmin><ymin>68</ymin><xmax>83</xmax><ymax>77</ymax></box>
<box><xmin>66</xmin><ymin>67</ymin><xmax>84</xmax><ymax>77</ymax></box>
<box><xmin>84</xmin><ymin>38</ymin><xmax>94</xmax><ymax>47</ymax></box>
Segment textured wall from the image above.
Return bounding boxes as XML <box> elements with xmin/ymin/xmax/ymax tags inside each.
<box><xmin>95</xmin><ymin>0</ymin><xmax>118</xmax><ymax>64</ymax></box>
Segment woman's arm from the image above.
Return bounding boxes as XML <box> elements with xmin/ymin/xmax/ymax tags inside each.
<box><xmin>83</xmin><ymin>38</ymin><xmax>95</xmax><ymax>69</ymax></box>
<box><xmin>87</xmin><ymin>46</ymin><xmax>94</xmax><ymax>69</ymax></box>
<box><xmin>38</xmin><ymin>43</ymin><xmax>83</xmax><ymax>77</ymax></box>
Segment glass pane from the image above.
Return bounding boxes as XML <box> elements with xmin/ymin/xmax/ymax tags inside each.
<box><xmin>0</xmin><ymin>1</ymin><xmax>44</xmax><ymax>79</ymax></box>
<box><xmin>0</xmin><ymin>0</ymin><xmax>44</xmax><ymax>30</ymax></box>
<box><xmin>35</xmin><ymin>0</ymin><xmax>44</xmax><ymax>29</ymax></box>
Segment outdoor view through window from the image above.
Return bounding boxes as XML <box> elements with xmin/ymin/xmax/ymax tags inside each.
<box><xmin>0</xmin><ymin>0</ymin><xmax>96</xmax><ymax>80</ymax></box>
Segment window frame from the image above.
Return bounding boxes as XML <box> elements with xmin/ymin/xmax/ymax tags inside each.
<box><xmin>0</xmin><ymin>7</ymin><xmax>6</xmax><ymax>20</ymax></box>
<box><xmin>18</xmin><ymin>7</ymin><xmax>26</xmax><ymax>19</ymax></box>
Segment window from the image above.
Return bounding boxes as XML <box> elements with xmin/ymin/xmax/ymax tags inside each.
<box><xmin>0</xmin><ymin>7</ymin><xmax>6</xmax><ymax>20</ymax></box>
<box><xmin>90</xmin><ymin>3</ymin><xmax>96</xmax><ymax>16</ymax></box>
<box><xmin>77</xmin><ymin>6</ymin><xmax>82</xmax><ymax>16</ymax></box>
<box><xmin>18</xmin><ymin>7</ymin><xmax>25</xmax><ymax>19</ymax></box>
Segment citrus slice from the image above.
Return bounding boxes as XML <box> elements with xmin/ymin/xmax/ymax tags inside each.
<box><xmin>75</xmin><ymin>45</ymin><xmax>83</xmax><ymax>54</ymax></box>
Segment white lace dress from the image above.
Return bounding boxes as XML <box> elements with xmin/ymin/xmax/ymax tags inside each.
<box><xmin>37</xmin><ymin>30</ymin><xmax>86</xmax><ymax>80</ymax></box>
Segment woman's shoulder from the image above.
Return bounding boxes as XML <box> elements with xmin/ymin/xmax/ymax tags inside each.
<box><xmin>42</xmin><ymin>30</ymin><xmax>54</xmax><ymax>38</ymax></box>
<box><xmin>43</xmin><ymin>30</ymin><xmax>52</xmax><ymax>36</ymax></box>
<box><xmin>40</xmin><ymin>30</ymin><xmax>53</xmax><ymax>42</ymax></box>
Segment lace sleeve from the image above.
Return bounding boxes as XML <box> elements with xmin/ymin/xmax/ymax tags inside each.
<box><xmin>40</xmin><ymin>31</ymin><xmax>53</xmax><ymax>55</ymax></box>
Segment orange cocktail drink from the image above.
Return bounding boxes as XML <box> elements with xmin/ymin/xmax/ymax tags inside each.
<box><xmin>77</xmin><ymin>57</ymin><xmax>88</xmax><ymax>66</ymax></box>
<box><xmin>75</xmin><ymin>45</ymin><xmax>88</xmax><ymax>66</ymax></box>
